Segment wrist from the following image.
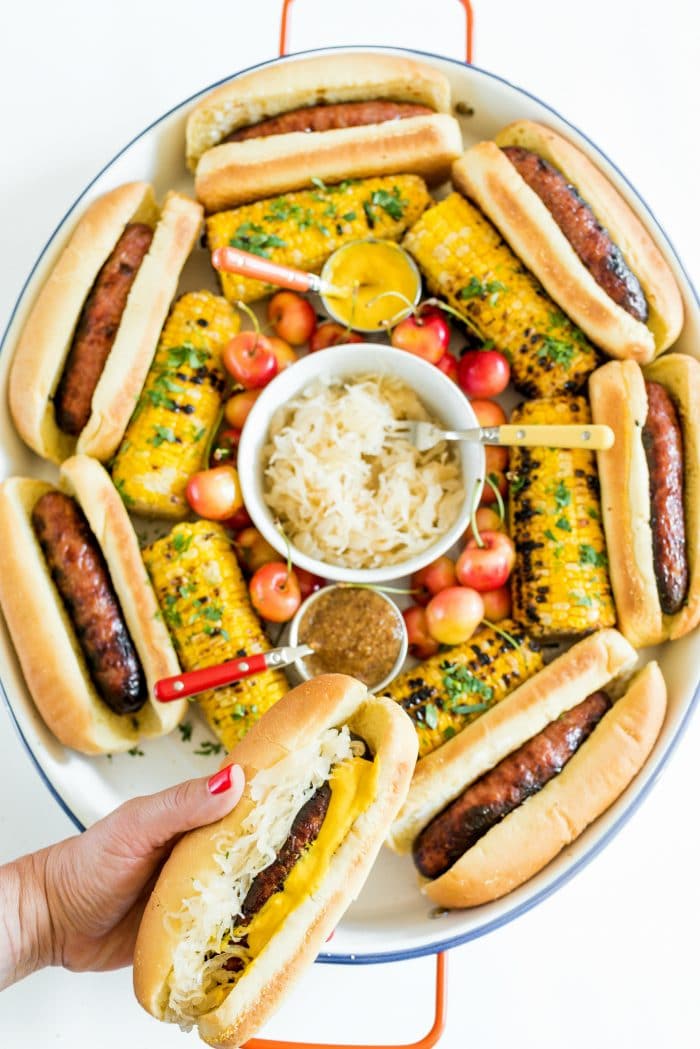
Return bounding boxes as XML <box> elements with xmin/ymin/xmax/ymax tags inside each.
<box><xmin>0</xmin><ymin>848</ymin><xmax>56</xmax><ymax>988</ymax></box>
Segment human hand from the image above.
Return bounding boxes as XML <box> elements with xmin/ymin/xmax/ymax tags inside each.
<box><xmin>1</xmin><ymin>763</ymin><xmax>244</xmax><ymax>987</ymax></box>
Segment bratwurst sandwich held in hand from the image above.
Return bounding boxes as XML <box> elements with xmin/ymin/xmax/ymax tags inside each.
<box><xmin>133</xmin><ymin>674</ymin><xmax>417</xmax><ymax>1047</ymax></box>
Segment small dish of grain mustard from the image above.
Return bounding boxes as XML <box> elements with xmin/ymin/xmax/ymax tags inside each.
<box><xmin>288</xmin><ymin>584</ymin><xmax>408</xmax><ymax>693</ymax></box>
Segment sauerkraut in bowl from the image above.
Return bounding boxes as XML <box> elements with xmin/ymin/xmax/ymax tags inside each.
<box><xmin>264</xmin><ymin>374</ymin><xmax>463</xmax><ymax>569</ymax></box>
<box><xmin>237</xmin><ymin>344</ymin><xmax>483</xmax><ymax>583</ymax></box>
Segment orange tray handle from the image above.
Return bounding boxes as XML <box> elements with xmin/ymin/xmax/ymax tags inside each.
<box><xmin>244</xmin><ymin>951</ymin><xmax>447</xmax><ymax>1049</ymax></box>
<box><xmin>278</xmin><ymin>0</ymin><xmax>474</xmax><ymax>63</ymax></box>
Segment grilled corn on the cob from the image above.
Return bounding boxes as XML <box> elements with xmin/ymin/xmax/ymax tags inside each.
<box><xmin>207</xmin><ymin>176</ymin><xmax>431</xmax><ymax>303</ymax></box>
<box><xmin>508</xmin><ymin>396</ymin><xmax>615</xmax><ymax>640</ymax></box>
<box><xmin>403</xmin><ymin>193</ymin><xmax>600</xmax><ymax>397</ymax></box>
<box><xmin>382</xmin><ymin>621</ymin><xmax>543</xmax><ymax>757</ymax></box>
<box><xmin>143</xmin><ymin>521</ymin><xmax>287</xmax><ymax>748</ymax></box>
<box><xmin>112</xmin><ymin>291</ymin><xmax>239</xmax><ymax>518</ymax></box>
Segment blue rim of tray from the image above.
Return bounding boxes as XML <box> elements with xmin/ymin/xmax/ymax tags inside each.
<box><xmin>1</xmin><ymin>44</ymin><xmax>698</xmax><ymax>966</ymax></box>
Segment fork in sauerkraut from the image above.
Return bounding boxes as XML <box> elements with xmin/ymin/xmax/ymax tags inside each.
<box><xmin>263</xmin><ymin>374</ymin><xmax>463</xmax><ymax>569</ymax></box>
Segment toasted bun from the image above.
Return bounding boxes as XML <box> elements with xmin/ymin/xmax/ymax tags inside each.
<box><xmin>0</xmin><ymin>457</ymin><xmax>184</xmax><ymax>754</ymax></box>
<box><xmin>424</xmin><ymin>661</ymin><xmax>666</xmax><ymax>908</ymax></box>
<box><xmin>9</xmin><ymin>185</ymin><xmax>202</xmax><ymax>463</ymax></box>
<box><xmin>133</xmin><ymin>675</ymin><xmax>418</xmax><ymax>1046</ymax></box>
<box><xmin>195</xmin><ymin>114</ymin><xmax>463</xmax><ymax>212</ymax></box>
<box><xmin>452</xmin><ymin>121</ymin><xmax>683</xmax><ymax>361</ymax></box>
<box><xmin>388</xmin><ymin>629</ymin><xmax>637</xmax><ymax>854</ymax></box>
<box><xmin>186</xmin><ymin>52</ymin><xmax>452</xmax><ymax>170</ymax></box>
<box><xmin>589</xmin><ymin>354</ymin><xmax>700</xmax><ymax>646</ymax></box>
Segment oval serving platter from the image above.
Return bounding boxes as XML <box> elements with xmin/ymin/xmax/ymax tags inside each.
<box><xmin>0</xmin><ymin>45</ymin><xmax>698</xmax><ymax>966</ymax></box>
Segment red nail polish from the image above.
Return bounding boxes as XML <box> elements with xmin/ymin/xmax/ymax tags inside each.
<box><xmin>208</xmin><ymin>764</ymin><xmax>234</xmax><ymax>795</ymax></box>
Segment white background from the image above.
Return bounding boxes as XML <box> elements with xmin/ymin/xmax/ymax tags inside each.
<box><xmin>0</xmin><ymin>1</ymin><xmax>698</xmax><ymax>1046</ymax></box>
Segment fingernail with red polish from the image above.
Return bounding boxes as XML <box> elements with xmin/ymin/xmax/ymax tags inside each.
<box><xmin>208</xmin><ymin>764</ymin><xmax>235</xmax><ymax>795</ymax></box>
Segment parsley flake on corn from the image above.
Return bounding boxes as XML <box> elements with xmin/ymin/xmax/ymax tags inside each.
<box><xmin>143</xmin><ymin>522</ymin><xmax>287</xmax><ymax>750</ymax></box>
<box><xmin>382</xmin><ymin>621</ymin><xmax>543</xmax><ymax>757</ymax></box>
<box><xmin>111</xmin><ymin>291</ymin><xmax>239</xmax><ymax>518</ymax></box>
<box><xmin>207</xmin><ymin>176</ymin><xmax>430</xmax><ymax>303</ymax></box>
<box><xmin>402</xmin><ymin>193</ymin><xmax>600</xmax><ymax>397</ymax></box>
<box><xmin>508</xmin><ymin>396</ymin><xmax>615</xmax><ymax>640</ymax></box>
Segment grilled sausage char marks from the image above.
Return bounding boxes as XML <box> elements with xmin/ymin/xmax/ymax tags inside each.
<box><xmin>31</xmin><ymin>491</ymin><xmax>147</xmax><ymax>715</ymax></box>
<box><xmin>241</xmin><ymin>781</ymin><xmax>333</xmax><ymax>920</ymax></box>
<box><xmin>413</xmin><ymin>690</ymin><xmax>612</xmax><ymax>880</ymax></box>
<box><xmin>502</xmin><ymin>145</ymin><xmax>648</xmax><ymax>324</ymax></box>
<box><xmin>54</xmin><ymin>222</ymin><xmax>154</xmax><ymax>436</ymax></box>
<box><xmin>224</xmin><ymin>101</ymin><xmax>433</xmax><ymax>143</ymax></box>
<box><xmin>642</xmin><ymin>380</ymin><xmax>688</xmax><ymax>614</ymax></box>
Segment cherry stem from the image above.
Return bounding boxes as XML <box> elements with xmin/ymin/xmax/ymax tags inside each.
<box><xmin>484</xmin><ymin>474</ymin><xmax>505</xmax><ymax>523</ymax></box>
<box><xmin>337</xmin><ymin>582</ymin><xmax>417</xmax><ymax>595</ymax></box>
<box><xmin>421</xmin><ymin>297</ymin><xmax>485</xmax><ymax>341</ymax></box>
<box><xmin>481</xmin><ymin>618</ymin><xmax>520</xmax><ymax>649</ymax></box>
<box><xmin>274</xmin><ymin>519</ymin><xmax>293</xmax><ymax>580</ymax></box>
<box><xmin>235</xmin><ymin>300</ymin><xmax>262</xmax><ymax>348</ymax></box>
<box><xmin>468</xmin><ymin>479</ymin><xmax>484</xmax><ymax>548</ymax></box>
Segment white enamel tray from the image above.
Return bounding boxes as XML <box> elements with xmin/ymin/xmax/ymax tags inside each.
<box><xmin>1</xmin><ymin>45</ymin><xmax>698</xmax><ymax>967</ymax></box>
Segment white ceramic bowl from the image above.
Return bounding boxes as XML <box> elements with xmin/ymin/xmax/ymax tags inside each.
<box><xmin>237</xmin><ymin>344</ymin><xmax>484</xmax><ymax>583</ymax></box>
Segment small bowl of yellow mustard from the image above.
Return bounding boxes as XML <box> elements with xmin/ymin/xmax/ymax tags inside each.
<box><xmin>320</xmin><ymin>238</ymin><xmax>422</xmax><ymax>333</ymax></box>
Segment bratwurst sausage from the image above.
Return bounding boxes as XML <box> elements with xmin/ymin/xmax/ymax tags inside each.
<box><xmin>502</xmin><ymin>145</ymin><xmax>648</xmax><ymax>324</ymax></box>
<box><xmin>642</xmin><ymin>381</ymin><xmax>688</xmax><ymax>614</ymax></box>
<box><xmin>54</xmin><ymin>222</ymin><xmax>154</xmax><ymax>436</ymax></box>
<box><xmin>31</xmin><ymin>491</ymin><xmax>147</xmax><ymax>714</ymax></box>
<box><xmin>241</xmin><ymin>781</ymin><xmax>332</xmax><ymax>919</ymax></box>
<box><xmin>413</xmin><ymin>690</ymin><xmax>611</xmax><ymax>879</ymax></box>
<box><xmin>225</xmin><ymin>101</ymin><xmax>433</xmax><ymax>143</ymax></box>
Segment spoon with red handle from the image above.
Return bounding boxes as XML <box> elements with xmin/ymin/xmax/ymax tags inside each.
<box><xmin>155</xmin><ymin>645</ymin><xmax>314</xmax><ymax>702</ymax></box>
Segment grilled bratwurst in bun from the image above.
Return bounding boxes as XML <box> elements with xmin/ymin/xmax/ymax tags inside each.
<box><xmin>188</xmin><ymin>53</ymin><xmax>463</xmax><ymax>211</ymax></box>
<box><xmin>9</xmin><ymin>182</ymin><xmax>202</xmax><ymax>463</ymax></box>
<box><xmin>388</xmin><ymin>630</ymin><xmax>665</xmax><ymax>908</ymax></box>
<box><xmin>133</xmin><ymin>675</ymin><xmax>417</xmax><ymax>1047</ymax></box>
<box><xmin>453</xmin><ymin>121</ymin><xmax>683</xmax><ymax>363</ymax></box>
<box><xmin>0</xmin><ymin>456</ymin><xmax>184</xmax><ymax>753</ymax></box>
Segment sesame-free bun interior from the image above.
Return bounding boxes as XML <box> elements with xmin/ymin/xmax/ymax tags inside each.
<box><xmin>0</xmin><ymin>456</ymin><xmax>184</xmax><ymax>754</ymax></box>
<box><xmin>8</xmin><ymin>184</ymin><xmax>202</xmax><ymax>464</ymax></box>
<box><xmin>589</xmin><ymin>354</ymin><xmax>700</xmax><ymax>646</ymax></box>
<box><xmin>133</xmin><ymin>675</ymin><xmax>418</xmax><ymax>1048</ymax></box>
<box><xmin>186</xmin><ymin>51</ymin><xmax>453</xmax><ymax>170</ymax></box>
<box><xmin>452</xmin><ymin>121</ymin><xmax>683</xmax><ymax>362</ymax></box>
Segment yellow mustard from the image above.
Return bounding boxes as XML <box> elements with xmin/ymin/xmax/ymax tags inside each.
<box><xmin>244</xmin><ymin>755</ymin><xmax>379</xmax><ymax>957</ymax></box>
<box><xmin>322</xmin><ymin>239</ymin><xmax>421</xmax><ymax>331</ymax></box>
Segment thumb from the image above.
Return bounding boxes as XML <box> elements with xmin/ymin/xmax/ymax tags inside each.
<box><xmin>115</xmin><ymin>763</ymin><xmax>246</xmax><ymax>854</ymax></box>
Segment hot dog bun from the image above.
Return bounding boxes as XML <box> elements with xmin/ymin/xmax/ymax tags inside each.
<box><xmin>387</xmin><ymin>630</ymin><xmax>665</xmax><ymax>907</ymax></box>
<box><xmin>186</xmin><ymin>51</ymin><xmax>452</xmax><ymax>170</ymax></box>
<box><xmin>589</xmin><ymin>354</ymin><xmax>700</xmax><ymax>646</ymax></box>
<box><xmin>0</xmin><ymin>456</ymin><xmax>185</xmax><ymax>753</ymax></box>
<box><xmin>195</xmin><ymin>114</ymin><xmax>463</xmax><ymax>212</ymax></box>
<box><xmin>133</xmin><ymin>675</ymin><xmax>418</xmax><ymax>1047</ymax></box>
<box><xmin>452</xmin><ymin>121</ymin><xmax>683</xmax><ymax>362</ymax></box>
<box><xmin>9</xmin><ymin>183</ymin><xmax>203</xmax><ymax>463</ymax></box>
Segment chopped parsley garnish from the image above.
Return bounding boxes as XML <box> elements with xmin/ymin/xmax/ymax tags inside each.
<box><xmin>229</xmin><ymin>222</ymin><xmax>287</xmax><ymax>258</ymax></box>
<box><xmin>579</xmin><ymin>544</ymin><xmax>608</xmax><ymax>568</ymax></box>
<box><xmin>363</xmin><ymin>187</ymin><xmax>406</xmax><ymax>228</ymax></box>
<box><xmin>551</xmin><ymin>480</ymin><xmax>571</xmax><ymax>510</ymax></box>
<box><xmin>172</xmin><ymin>531</ymin><xmax>193</xmax><ymax>554</ymax></box>
<box><xmin>509</xmin><ymin>474</ymin><xmax>526</xmax><ymax>494</ymax></box>
<box><xmin>587</xmin><ymin>506</ymin><xmax>600</xmax><ymax>521</ymax></box>
<box><xmin>114</xmin><ymin>478</ymin><xmax>135</xmax><ymax>507</ymax></box>
<box><xmin>149</xmin><ymin>425</ymin><xmax>178</xmax><ymax>447</ymax></box>
<box><xmin>424</xmin><ymin>703</ymin><xmax>439</xmax><ymax>730</ymax></box>
<box><xmin>178</xmin><ymin>721</ymin><xmax>193</xmax><ymax>742</ymax></box>
<box><xmin>194</xmin><ymin>740</ymin><xmax>225</xmax><ymax>757</ymax></box>
<box><xmin>537</xmin><ymin>336</ymin><xmax>575</xmax><ymax>368</ymax></box>
<box><xmin>162</xmin><ymin>594</ymin><xmax>183</xmax><ymax>629</ymax></box>
<box><xmin>569</xmin><ymin>591</ymin><xmax>593</xmax><ymax>608</ymax></box>
<box><xmin>166</xmin><ymin>344</ymin><xmax>209</xmax><ymax>370</ymax></box>
<box><xmin>342</xmin><ymin>210</ymin><xmax>357</xmax><ymax>222</ymax></box>
<box><xmin>442</xmin><ymin>726</ymin><xmax>457</xmax><ymax>741</ymax></box>
<box><xmin>543</xmin><ymin>528</ymin><xmax>557</xmax><ymax>543</ymax></box>
<box><xmin>441</xmin><ymin>662</ymin><xmax>494</xmax><ymax>708</ymax></box>
<box><xmin>128</xmin><ymin>746</ymin><xmax>144</xmax><ymax>757</ymax></box>
<box><xmin>311</xmin><ymin>176</ymin><xmax>327</xmax><ymax>191</ymax></box>
<box><xmin>459</xmin><ymin>277</ymin><xmax>507</xmax><ymax>304</ymax></box>
<box><xmin>555</xmin><ymin>516</ymin><xmax>572</xmax><ymax>532</ymax></box>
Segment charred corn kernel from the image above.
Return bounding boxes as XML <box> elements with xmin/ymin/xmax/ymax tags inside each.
<box><xmin>382</xmin><ymin>621</ymin><xmax>543</xmax><ymax>757</ymax></box>
<box><xmin>207</xmin><ymin>176</ymin><xmax>431</xmax><ymax>304</ymax></box>
<box><xmin>403</xmin><ymin>194</ymin><xmax>600</xmax><ymax>397</ymax></box>
<box><xmin>508</xmin><ymin>396</ymin><xmax>615</xmax><ymax>640</ymax></box>
<box><xmin>143</xmin><ymin>521</ymin><xmax>287</xmax><ymax>748</ymax></box>
<box><xmin>112</xmin><ymin>292</ymin><xmax>239</xmax><ymax>518</ymax></box>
